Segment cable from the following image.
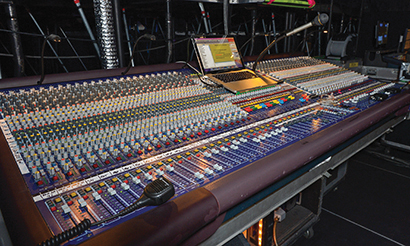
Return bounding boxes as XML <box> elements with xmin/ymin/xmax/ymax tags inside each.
<box><xmin>122</xmin><ymin>34</ymin><xmax>156</xmax><ymax>75</ymax></box>
<box><xmin>38</xmin><ymin>219</ymin><xmax>91</xmax><ymax>246</ymax></box>
<box><xmin>175</xmin><ymin>61</ymin><xmax>220</xmax><ymax>88</ymax></box>
<box><xmin>273</xmin><ymin>217</ymin><xmax>279</xmax><ymax>246</ymax></box>
<box><xmin>0</xmin><ymin>28</ymin><xmax>94</xmax><ymax>42</ymax></box>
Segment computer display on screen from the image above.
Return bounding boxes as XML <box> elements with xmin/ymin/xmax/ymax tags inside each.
<box><xmin>193</xmin><ymin>37</ymin><xmax>244</xmax><ymax>73</ymax></box>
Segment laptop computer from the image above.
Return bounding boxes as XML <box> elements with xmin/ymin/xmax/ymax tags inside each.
<box><xmin>192</xmin><ymin>36</ymin><xmax>278</xmax><ymax>93</ymax></box>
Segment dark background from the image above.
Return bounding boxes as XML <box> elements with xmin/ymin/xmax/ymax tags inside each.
<box><xmin>1</xmin><ymin>0</ymin><xmax>410</xmax><ymax>79</ymax></box>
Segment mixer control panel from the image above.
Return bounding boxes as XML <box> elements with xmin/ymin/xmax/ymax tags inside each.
<box><xmin>0</xmin><ymin>56</ymin><xmax>405</xmax><ymax>245</ymax></box>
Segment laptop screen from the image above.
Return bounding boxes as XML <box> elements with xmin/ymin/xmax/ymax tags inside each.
<box><xmin>193</xmin><ymin>37</ymin><xmax>244</xmax><ymax>73</ymax></box>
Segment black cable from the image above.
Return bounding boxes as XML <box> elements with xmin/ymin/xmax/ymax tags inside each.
<box><xmin>38</xmin><ymin>219</ymin><xmax>92</xmax><ymax>246</ymax></box>
<box><xmin>37</xmin><ymin>34</ymin><xmax>61</xmax><ymax>85</ymax></box>
<box><xmin>122</xmin><ymin>34</ymin><xmax>156</xmax><ymax>75</ymax></box>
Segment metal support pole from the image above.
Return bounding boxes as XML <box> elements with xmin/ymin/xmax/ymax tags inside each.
<box><xmin>122</xmin><ymin>8</ymin><xmax>134</xmax><ymax>67</ymax></box>
<box><xmin>327</xmin><ymin>0</ymin><xmax>334</xmax><ymax>42</ymax></box>
<box><xmin>289</xmin><ymin>12</ymin><xmax>295</xmax><ymax>52</ymax></box>
<box><xmin>284</xmin><ymin>12</ymin><xmax>289</xmax><ymax>53</ymax></box>
<box><xmin>318</xmin><ymin>26</ymin><xmax>322</xmax><ymax>56</ymax></box>
<box><xmin>302</xmin><ymin>13</ymin><xmax>308</xmax><ymax>52</ymax></box>
<box><xmin>27</xmin><ymin>11</ymin><xmax>69</xmax><ymax>73</ymax></box>
<box><xmin>223</xmin><ymin>0</ymin><xmax>229</xmax><ymax>35</ymax></box>
<box><xmin>271</xmin><ymin>12</ymin><xmax>278</xmax><ymax>53</ymax></box>
<box><xmin>5</xmin><ymin>1</ymin><xmax>24</xmax><ymax>77</ymax></box>
<box><xmin>355</xmin><ymin>0</ymin><xmax>365</xmax><ymax>57</ymax></box>
<box><xmin>59</xmin><ymin>27</ymin><xmax>87</xmax><ymax>70</ymax></box>
<box><xmin>166</xmin><ymin>0</ymin><xmax>173</xmax><ymax>63</ymax></box>
<box><xmin>74</xmin><ymin>0</ymin><xmax>101</xmax><ymax>58</ymax></box>
<box><xmin>198</xmin><ymin>3</ymin><xmax>209</xmax><ymax>34</ymax></box>
<box><xmin>262</xmin><ymin>19</ymin><xmax>270</xmax><ymax>55</ymax></box>
<box><xmin>207</xmin><ymin>12</ymin><xmax>212</xmax><ymax>33</ymax></box>
<box><xmin>250</xmin><ymin>8</ymin><xmax>257</xmax><ymax>56</ymax></box>
<box><xmin>340</xmin><ymin>13</ymin><xmax>345</xmax><ymax>34</ymax></box>
<box><xmin>112</xmin><ymin>0</ymin><xmax>124</xmax><ymax>67</ymax></box>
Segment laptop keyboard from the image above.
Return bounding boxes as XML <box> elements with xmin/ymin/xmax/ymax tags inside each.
<box><xmin>213</xmin><ymin>71</ymin><xmax>256</xmax><ymax>83</ymax></box>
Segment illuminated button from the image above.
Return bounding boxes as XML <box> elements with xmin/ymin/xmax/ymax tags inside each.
<box><xmin>111</xmin><ymin>184</ymin><xmax>116</xmax><ymax>189</ymax></box>
<box><xmin>83</xmin><ymin>195</ymin><xmax>89</xmax><ymax>200</ymax></box>
<box><xmin>99</xmin><ymin>182</ymin><xmax>105</xmax><ymax>187</ymax></box>
<box><xmin>52</xmin><ymin>176</ymin><xmax>59</xmax><ymax>181</ymax></box>
<box><xmin>37</xmin><ymin>180</ymin><xmax>44</xmax><ymax>186</ymax></box>
<box><xmin>50</xmin><ymin>206</ymin><xmax>57</xmax><ymax>212</ymax></box>
<box><xmin>105</xmin><ymin>160</ymin><xmax>110</xmax><ymax>164</ymax></box>
<box><xmin>85</xmin><ymin>187</ymin><xmax>92</xmax><ymax>193</ymax></box>
<box><xmin>70</xmin><ymin>192</ymin><xmax>77</xmax><ymax>198</ymax></box>
<box><xmin>97</xmin><ymin>190</ymin><xmax>103</xmax><ymax>194</ymax></box>
<box><xmin>124</xmin><ymin>173</ymin><xmax>130</xmax><ymax>178</ymax></box>
<box><xmin>93</xmin><ymin>164</ymin><xmax>99</xmax><ymax>168</ymax></box>
<box><xmin>55</xmin><ymin>197</ymin><xmax>62</xmax><ymax>203</ymax></box>
<box><xmin>67</xmin><ymin>201</ymin><xmax>73</xmax><ymax>206</ymax></box>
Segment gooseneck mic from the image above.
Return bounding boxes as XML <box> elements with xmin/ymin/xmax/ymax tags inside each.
<box><xmin>37</xmin><ymin>34</ymin><xmax>62</xmax><ymax>85</ymax></box>
<box><xmin>122</xmin><ymin>34</ymin><xmax>156</xmax><ymax>75</ymax></box>
<box><xmin>252</xmin><ymin>13</ymin><xmax>329</xmax><ymax>71</ymax></box>
<box><xmin>286</xmin><ymin>13</ymin><xmax>329</xmax><ymax>36</ymax></box>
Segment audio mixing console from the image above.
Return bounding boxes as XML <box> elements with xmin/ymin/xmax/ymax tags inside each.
<box><xmin>0</xmin><ymin>56</ymin><xmax>409</xmax><ymax>246</ymax></box>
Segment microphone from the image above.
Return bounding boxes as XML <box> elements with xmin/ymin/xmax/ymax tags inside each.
<box><xmin>37</xmin><ymin>34</ymin><xmax>62</xmax><ymax>85</ymax></box>
<box><xmin>252</xmin><ymin>13</ymin><xmax>329</xmax><ymax>71</ymax></box>
<box><xmin>122</xmin><ymin>34</ymin><xmax>156</xmax><ymax>75</ymax></box>
<box><xmin>286</xmin><ymin>13</ymin><xmax>329</xmax><ymax>36</ymax></box>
